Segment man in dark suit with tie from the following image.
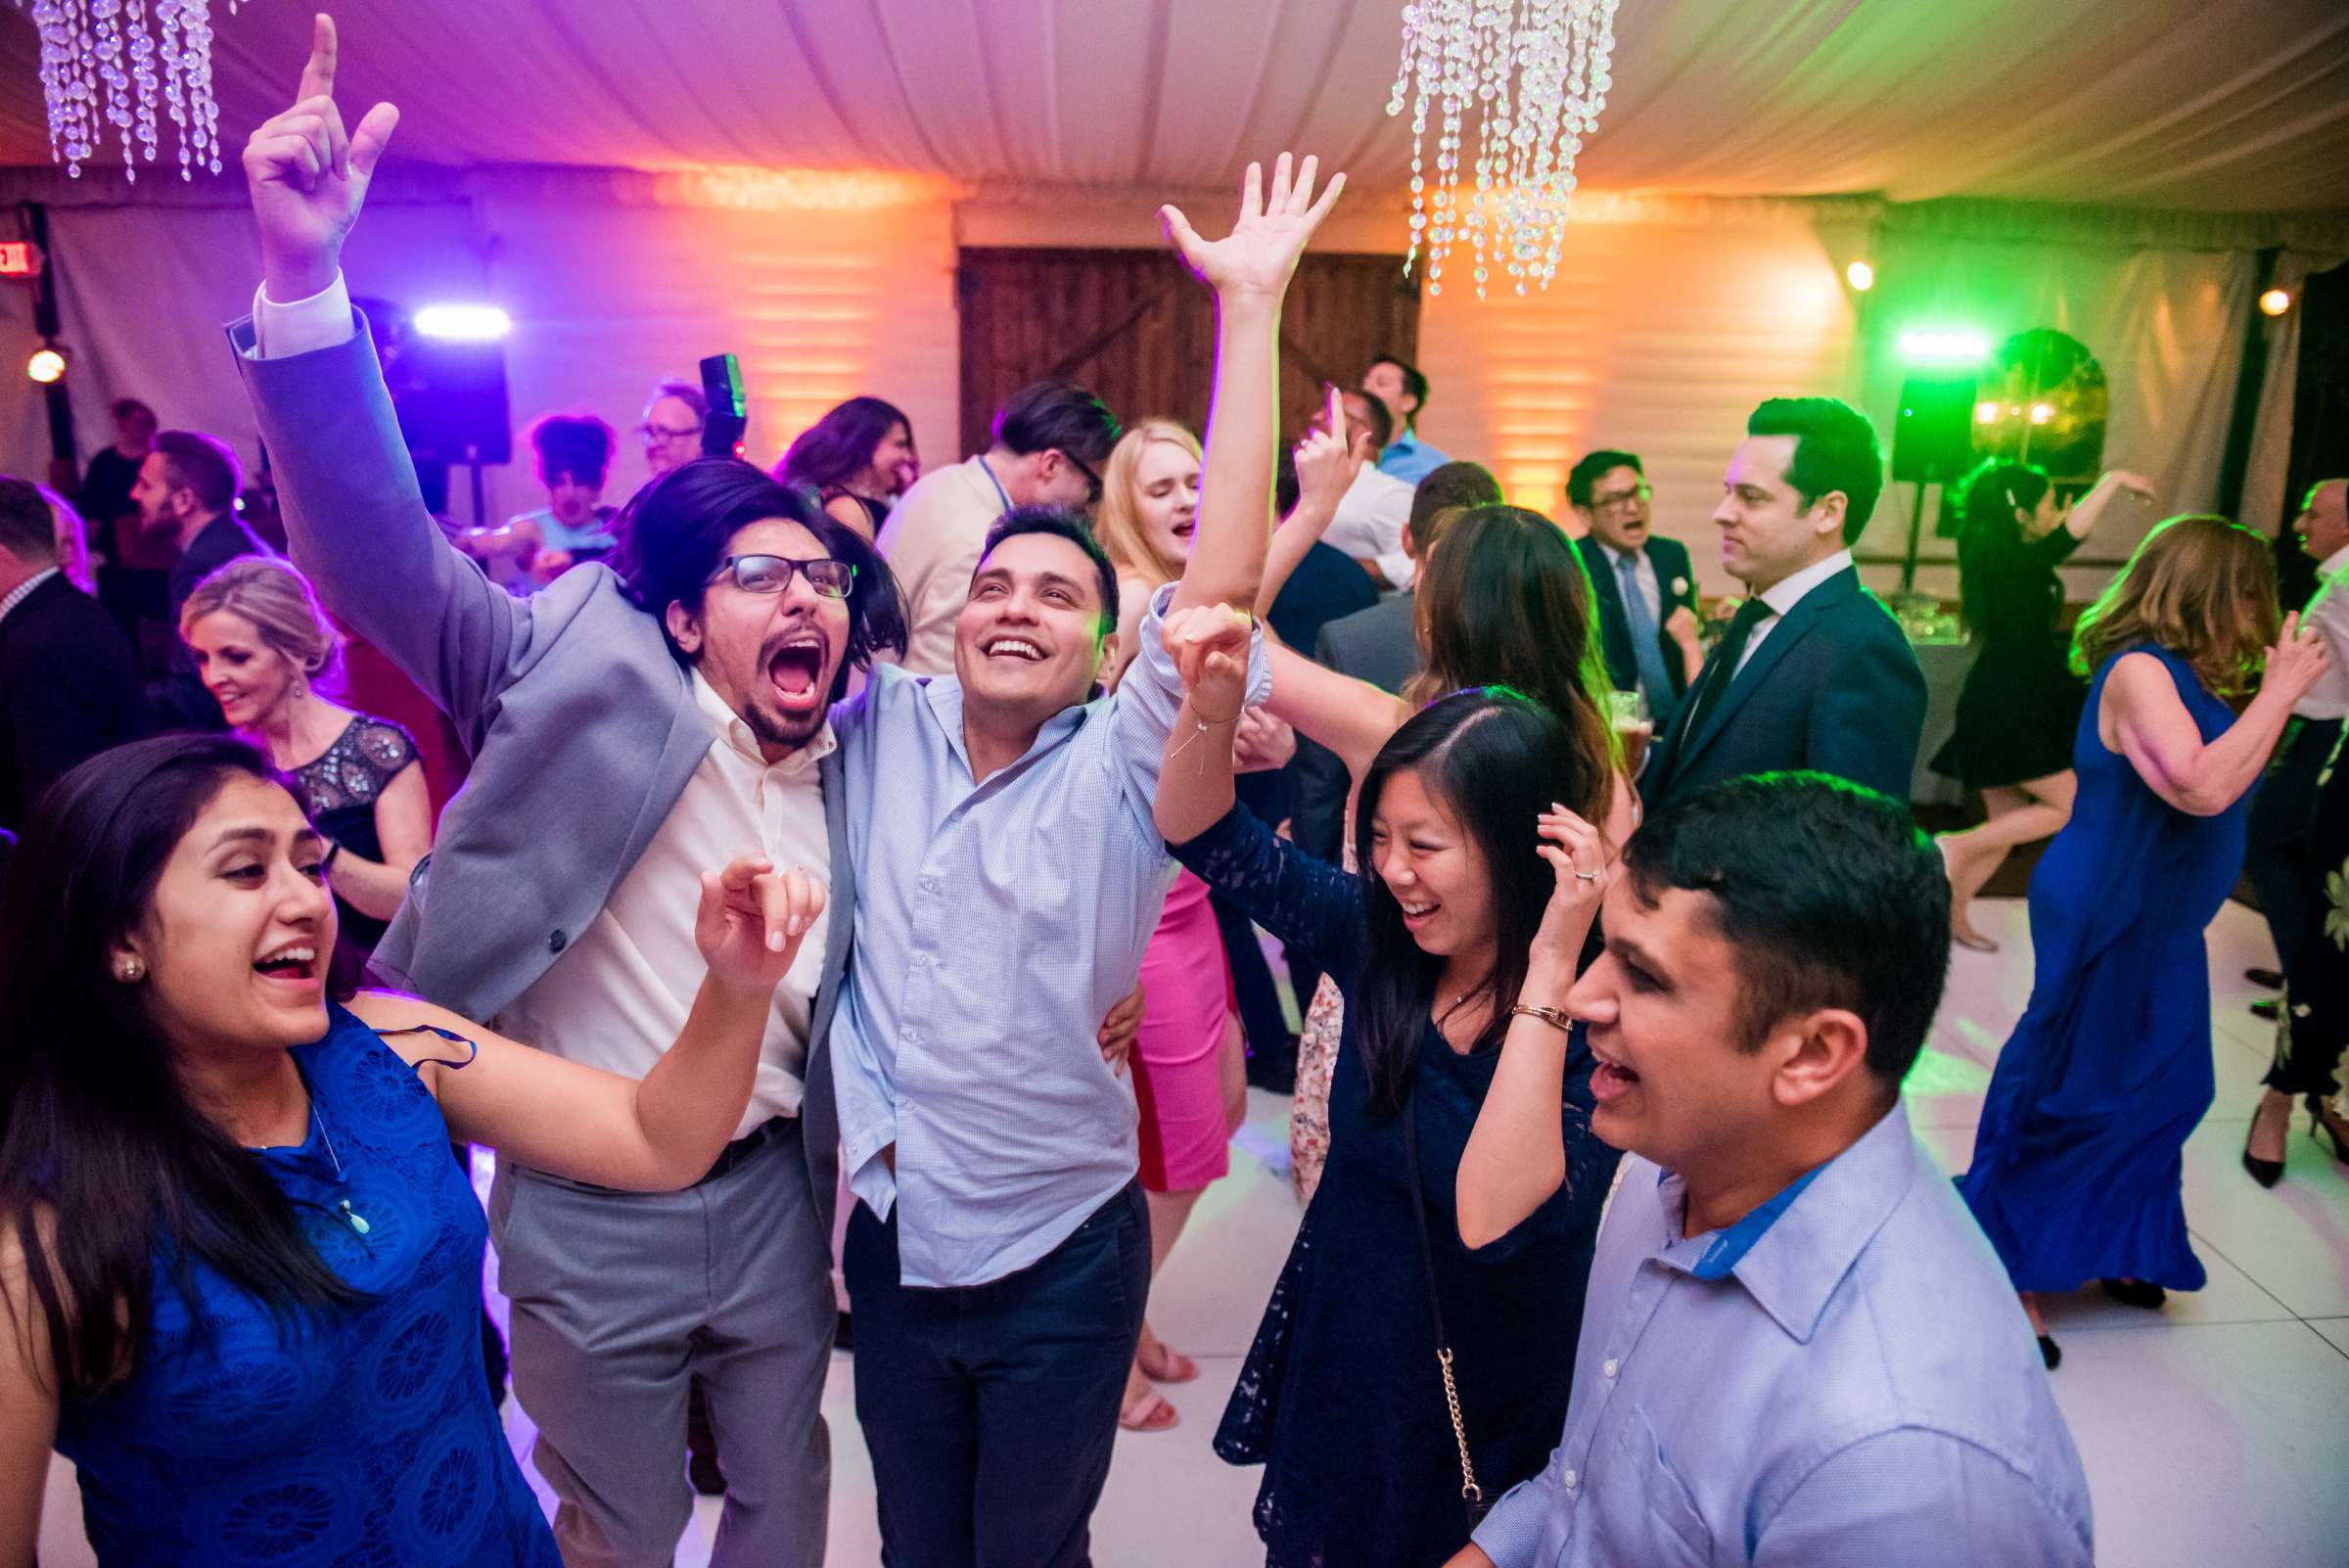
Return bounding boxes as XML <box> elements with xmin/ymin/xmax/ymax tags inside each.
<box><xmin>1640</xmin><ymin>398</ymin><xmax>1925</xmax><ymax>809</ymax></box>
<box><xmin>1570</xmin><ymin>448</ymin><xmax>1704</xmax><ymax>731</ymax></box>
<box><xmin>0</xmin><ymin>476</ymin><xmax>147</xmax><ymax>833</ymax></box>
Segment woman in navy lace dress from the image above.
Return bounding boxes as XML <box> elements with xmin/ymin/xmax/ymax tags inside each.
<box><xmin>0</xmin><ymin>735</ymin><xmax>823</xmax><ymax>1565</ymax></box>
<box><xmin>1152</xmin><ymin>607</ymin><xmax>1625</xmax><ymax>1568</ymax></box>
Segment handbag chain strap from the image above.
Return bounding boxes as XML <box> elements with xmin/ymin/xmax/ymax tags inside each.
<box><xmin>1401</xmin><ymin>1090</ymin><xmax>1485</xmax><ymax>1512</ymax></box>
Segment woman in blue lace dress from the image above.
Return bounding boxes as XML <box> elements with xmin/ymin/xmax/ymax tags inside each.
<box><xmin>0</xmin><ymin>734</ymin><xmax>823</xmax><ymax>1566</ymax></box>
<box><xmin>1152</xmin><ymin>606</ymin><xmax>1626</xmax><ymax>1568</ymax></box>
<box><xmin>1958</xmin><ymin>517</ymin><xmax>2331</xmax><ymax>1366</ymax></box>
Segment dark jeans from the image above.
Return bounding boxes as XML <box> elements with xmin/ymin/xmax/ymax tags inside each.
<box><xmin>2245</xmin><ymin>716</ymin><xmax>2341</xmax><ymax>977</ymax></box>
<box><xmin>844</xmin><ymin>1180</ymin><xmax>1148</xmax><ymax>1568</ymax></box>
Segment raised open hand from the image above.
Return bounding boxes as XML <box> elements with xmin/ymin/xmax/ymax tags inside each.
<box><xmin>242</xmin><ymin>14</ymin><xmax>398</xmax><ymax>300</ymax></box>
<box><xmin>694</xmin><ymin>855</ymin><xmax>825</xmax><ymax>996</ymax></box>
<box><xmin>1160</xmin><ymin>152</ymin><xmax>1346</xmax><ymax>300</ymax></box>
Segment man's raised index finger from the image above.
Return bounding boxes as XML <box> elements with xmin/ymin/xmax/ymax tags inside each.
<box><xmin>297</xmin><ymin>13</ymin><xmax>339</xmax><ymax>103</ymax></box>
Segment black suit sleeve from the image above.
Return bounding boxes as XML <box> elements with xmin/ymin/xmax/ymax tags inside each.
<box><xmin>1805</xmin><ymin>615</ymin><xmax>1928</xmax><ymax>801</ymax></box>
<box><xmin>7</xmin><ymin>640</ymin><xmax>140</xmax><ymax>805</ymax></box>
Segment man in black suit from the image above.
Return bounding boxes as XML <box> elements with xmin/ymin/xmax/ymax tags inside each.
<box><xmin>1291</xmin><ymin>459</ymin><xmax>1504</xmax><ymax>864</ymax></box>
<box><xmin>1570</xmin><ymin>448</ymin><xmax>1704</xmax><ymax>731</ymax></box>
<box><xmin>0</xmin><ymin>476</ymin><xmax>147</xmax><ymax>832</ymax></box>
<box><xmin>1640</xmin><ymin>398</ymin><xmax>1925</xmax><ymax>809</ymax></box>
<box><xmin>132</xmin><ymin>429</ymin><xmax>269</xmax><ymax>728</ymax></box>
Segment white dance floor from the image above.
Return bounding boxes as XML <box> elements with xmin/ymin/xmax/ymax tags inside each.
<box><xmin>40</xmin><ymin>899</ymin><xmax>2349</xmax><ymax>1567</ymax></box>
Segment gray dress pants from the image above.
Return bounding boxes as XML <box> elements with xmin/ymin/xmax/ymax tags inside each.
<box><xmin>488</xmin><ymin>1118</ymin><xmax>835</xmax><ymax>1568</ymax></box>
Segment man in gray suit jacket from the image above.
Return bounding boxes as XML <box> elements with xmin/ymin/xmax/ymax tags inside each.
<box><xmin>232</xmin><ymin>30</ymin><xmax>903</xmax><ymax>1566</ymax></box>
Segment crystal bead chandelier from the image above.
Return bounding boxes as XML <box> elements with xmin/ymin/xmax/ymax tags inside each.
<box><xmin>19</xmin><ymin>0</ymin><xmax>238</xmax><ymax>181</ymax></box>
<box><xmin>1388</xmin><ymin>0</ymin><xmax>1621</xmax><ymax>299</ymax></box>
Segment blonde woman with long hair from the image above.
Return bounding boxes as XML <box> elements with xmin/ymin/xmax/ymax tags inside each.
<box><xmin>1958</xmin><ymin>516</ymin><xmax>2329</xmax><ymax>1368</ymax></box>
<box><xmin>180</xmin><ymin>556</ymin><xmax>432</xmax><ymax>958</ymax></box>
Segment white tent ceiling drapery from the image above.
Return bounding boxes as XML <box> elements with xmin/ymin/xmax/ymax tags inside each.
<box><xmin>0</xmin><ymin>0</ymin><xmax>2343</xmax><ymax>210</ymax></box>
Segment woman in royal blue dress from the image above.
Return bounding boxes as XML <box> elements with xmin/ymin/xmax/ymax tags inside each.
<box><xmin>1151</xmin><ymin>600</ymin><xmax>1625</xmax><ymax>1568</ymax></box>
<box><xmin>0</xmin><ymin>734</ymin><xmax>824</xmax><ymax>1566</ymax></box>
<box><xmin>1958</xmin><ymin>516</ymin><xmax>2332</xmax><ymax>1367</ymax></box>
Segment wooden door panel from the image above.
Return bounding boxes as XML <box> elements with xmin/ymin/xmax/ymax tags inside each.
<box><xmin>956</xmin><ymin>248</ymin><xmax>1420</xmax><ymax>453</ymax></box>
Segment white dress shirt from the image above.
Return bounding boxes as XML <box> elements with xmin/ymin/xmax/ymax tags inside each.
<box><xmin>1319</xmin><ymin>466</ymin><xmax>1418</xmax><ymax>590</ymax></box>
<box><xmin>1735</xmin><ymin>548</ymin><xmax>1854</xmax><ymax>676</ymax></box>
<box><xmin>2294</xmin><ymin>544</ymin><xmax>2349</xmax><ymax>722</ymax></box>
<box><xmin>1595</xmin><ymin>540</ymin><xmax>1662</xmax><ymax>624</ymax></box>
<box><xmin>495</xmin><ymin>672</ymin><xmax>834</xmax><ymax>1138</ymax></box>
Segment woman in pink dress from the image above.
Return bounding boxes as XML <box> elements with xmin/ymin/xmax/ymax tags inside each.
<box><xmin>1099</xmin><ymin>418</ymin><xmax>1249</xmax><ymax>1431</ymax></box>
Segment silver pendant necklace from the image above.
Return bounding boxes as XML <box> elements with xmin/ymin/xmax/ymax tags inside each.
<box><xmin>310</xmin><ymin>1104</ymin><xmax>372</xmax><ymax>1236</ymax></box>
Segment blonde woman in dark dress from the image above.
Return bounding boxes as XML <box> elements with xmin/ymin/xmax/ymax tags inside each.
<box><xmin>1935</xmin><ymin>461</ymin><xmax>2154</xmax><ymax>949</ymax></box>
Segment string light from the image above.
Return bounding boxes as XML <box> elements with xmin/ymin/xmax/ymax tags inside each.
<box><xmin>2259</xmin><ymin>288</ymin><xmax>2292</xmax><ymax>317</ymax></box>
<box><xmin>1846</xmin><ymin>259</ymin><xmax>1875</xmax><ymax>292</ymax></box>
<box><xmin>27</xmin><ymin>346</ymin><xmax>68</xmax><ymax>383</ymax></box>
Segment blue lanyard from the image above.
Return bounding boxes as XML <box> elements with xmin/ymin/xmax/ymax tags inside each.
<box><xmin>976</xmin><ymin>455</ymin><xmax>1014</xmax><ymax>518</ymax></box>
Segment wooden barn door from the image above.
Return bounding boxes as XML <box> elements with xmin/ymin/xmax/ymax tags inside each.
<box><xmin>955</xmin><ymin>248</ymin><xmax>1421</xmax><ymax>452</ymax></box>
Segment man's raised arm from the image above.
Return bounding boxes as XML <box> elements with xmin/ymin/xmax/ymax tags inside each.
<box><xmin>1160</xmin><ymin>154</ymin><xmax>1344</xmax><ymax>619</ymax></box>
<box><xmin>233</xmin><ymin>13</ymin><xmax>525</xmax><ymax>743</ymax></box>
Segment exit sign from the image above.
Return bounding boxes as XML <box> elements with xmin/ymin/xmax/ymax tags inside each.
<box><xmin>0</xmin><ymin>242</ymin><xmax>42</xmax><ymax>279</ymax></box>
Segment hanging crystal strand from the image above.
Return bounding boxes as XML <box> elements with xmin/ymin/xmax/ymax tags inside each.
<box><xmin>125</xmin><ymin>0</ymin><xmax>159</xmax><ymax>165</ymax></box>
<box><xmin>89</xmin><ymin>0</ymin><xmax>136</xmax><ymax>180</ymax></box>
<box><xmin>182</xmin><ymin>0</ymin><xmax>219</xmax><ymax>174</ymax></box>
<box><xmin>1386</xmin><ymin>0</ymin><xmax>1618</xmax><ymax>299</ymax></box>
<box><xmin>156</xmin><ymin>0</ymin><xmax>191</xmax><ymax>178</ymax></box>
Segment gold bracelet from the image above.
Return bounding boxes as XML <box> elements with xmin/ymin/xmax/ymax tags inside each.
<box><xmin>1507</xmin><ymin>1003</ymin><xmax>1575</xmax><ymax>1035</ymax></box>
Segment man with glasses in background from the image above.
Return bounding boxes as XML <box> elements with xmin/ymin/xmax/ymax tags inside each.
<box><xmin>640</xmin><ymin>377</ymin><xmax>710</xmax><ymax>480</ymax></box>
<box><xmin>1571</xmin><ymin>447</ymin><xmax>1704</xmax><ymax>732</ymax></box>
<box><xmin>876</xmin><ymin>379</ymin><xmax>1120</xmax><ymax>673</ymax></box>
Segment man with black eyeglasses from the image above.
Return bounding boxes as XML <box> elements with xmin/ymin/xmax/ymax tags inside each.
<box><xmin>1569</xmin><ymin>448</ymin><xmax>1704</xmax><ymax>731</ymax></box>
<box><xmin>878</xmin><ymin>379</ymin><xmax>1120</xmax><ymax>673</ymax></box>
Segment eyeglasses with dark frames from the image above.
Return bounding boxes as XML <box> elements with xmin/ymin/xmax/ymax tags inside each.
<box><xmin>706</xmin><ymin>554</ymin><xmax>856</xmax><ymax>598</ymax></box>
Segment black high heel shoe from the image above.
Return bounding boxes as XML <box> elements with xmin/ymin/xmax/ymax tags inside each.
<box><xmin>2310</xmin><ymin>1096</ymin><xmax>2349</xmax><ymax>1167</ymax></box>
<box><xmin>2038</xmin><ymin>1334</ymin><xmax>2061</xmax><ymax>1370</ymax></box>
<box><xmin>2099</xmin><ymin>1277</ymin><xmax>2167</xmax><ymax>1310</ymax></box>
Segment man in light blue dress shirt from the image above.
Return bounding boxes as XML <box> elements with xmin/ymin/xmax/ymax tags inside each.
<box><xmin>1451</xmin><ymin>774</ymin><xmax>2093</xmax><ymax>1568</ymax></box>
<box><xmin>1364</xmin><ymin>353</ymin><xmax>1453</xmax><ymax>484</ymax></box>
<box><xmin>827</xmin><ymin>154</ymin><xmax>1345</xmax><ymax>1568</ymax></box>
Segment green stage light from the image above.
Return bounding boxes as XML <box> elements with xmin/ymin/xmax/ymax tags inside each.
<box><xmin>1896</xmin><ymin>328</ymin><xmax>1989</xmax><ymax>365</ymax></box>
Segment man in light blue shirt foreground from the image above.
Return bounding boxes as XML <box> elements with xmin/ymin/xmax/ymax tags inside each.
<box><xmin>1451</xmin><ymin>773</ymin><xmax>2093</xmax><ymax>1568</ymax></box>
<box><xmin>828</xmin><ymin>153</ymin><xmax>1344</xmax><ymax>1568</ymax></box>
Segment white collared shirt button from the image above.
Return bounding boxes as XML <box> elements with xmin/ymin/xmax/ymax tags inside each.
<box><xmin>1603</xmin><ymin>1358</ymin><xmax>1619</xmax><ymax>1378</ymax></box>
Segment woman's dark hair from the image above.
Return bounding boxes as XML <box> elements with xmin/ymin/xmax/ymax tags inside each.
<box><xmin>529</xmin><ymin>412</ymin><xmax>618</xmax><ymax>489</ymax></box>
<box><xmin>1350</xmin><ymin>688</ymin><xmax>1587</xmax><ymax>1117</ymax></box>
<box><xmin>0</xmin><ymin>736</ymin><xmax>368</xmax><ymax>1400</ymax></box>
<box><xmin>608</xmin><ymin>456</ymin><xmax>909</xmax><ymax>700</ymax></box>
<box><xmin>777</xmin><ymin>396</ymin><xmax>913</xmax><ymax>495</ymax></box>
<box><xmin>1408</xmin><ymin>504</ymin><xmax>1621</xmax><ymax>817</ymax></box>
<box><xmin>1952</xmin><ymin>458</ymin><xmax>2053</xmax><ymax>631</ymax></box>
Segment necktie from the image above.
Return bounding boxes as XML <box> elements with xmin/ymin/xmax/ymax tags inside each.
<box><xmin>1676</xmin><ymin>596</ymin><xmax>1773</xmax><ymax>747</ymax></box>
<box><xmin>1615</xmin><ymin>551</ymin><xmax>1679</xmax><ymax>707</ymax></box>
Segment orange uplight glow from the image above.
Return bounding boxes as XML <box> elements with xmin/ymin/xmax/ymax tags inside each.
<box><xmin>654</xmin><ymin>165</ymin><xmax>951</xmax><ymax>212</ymax></box>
